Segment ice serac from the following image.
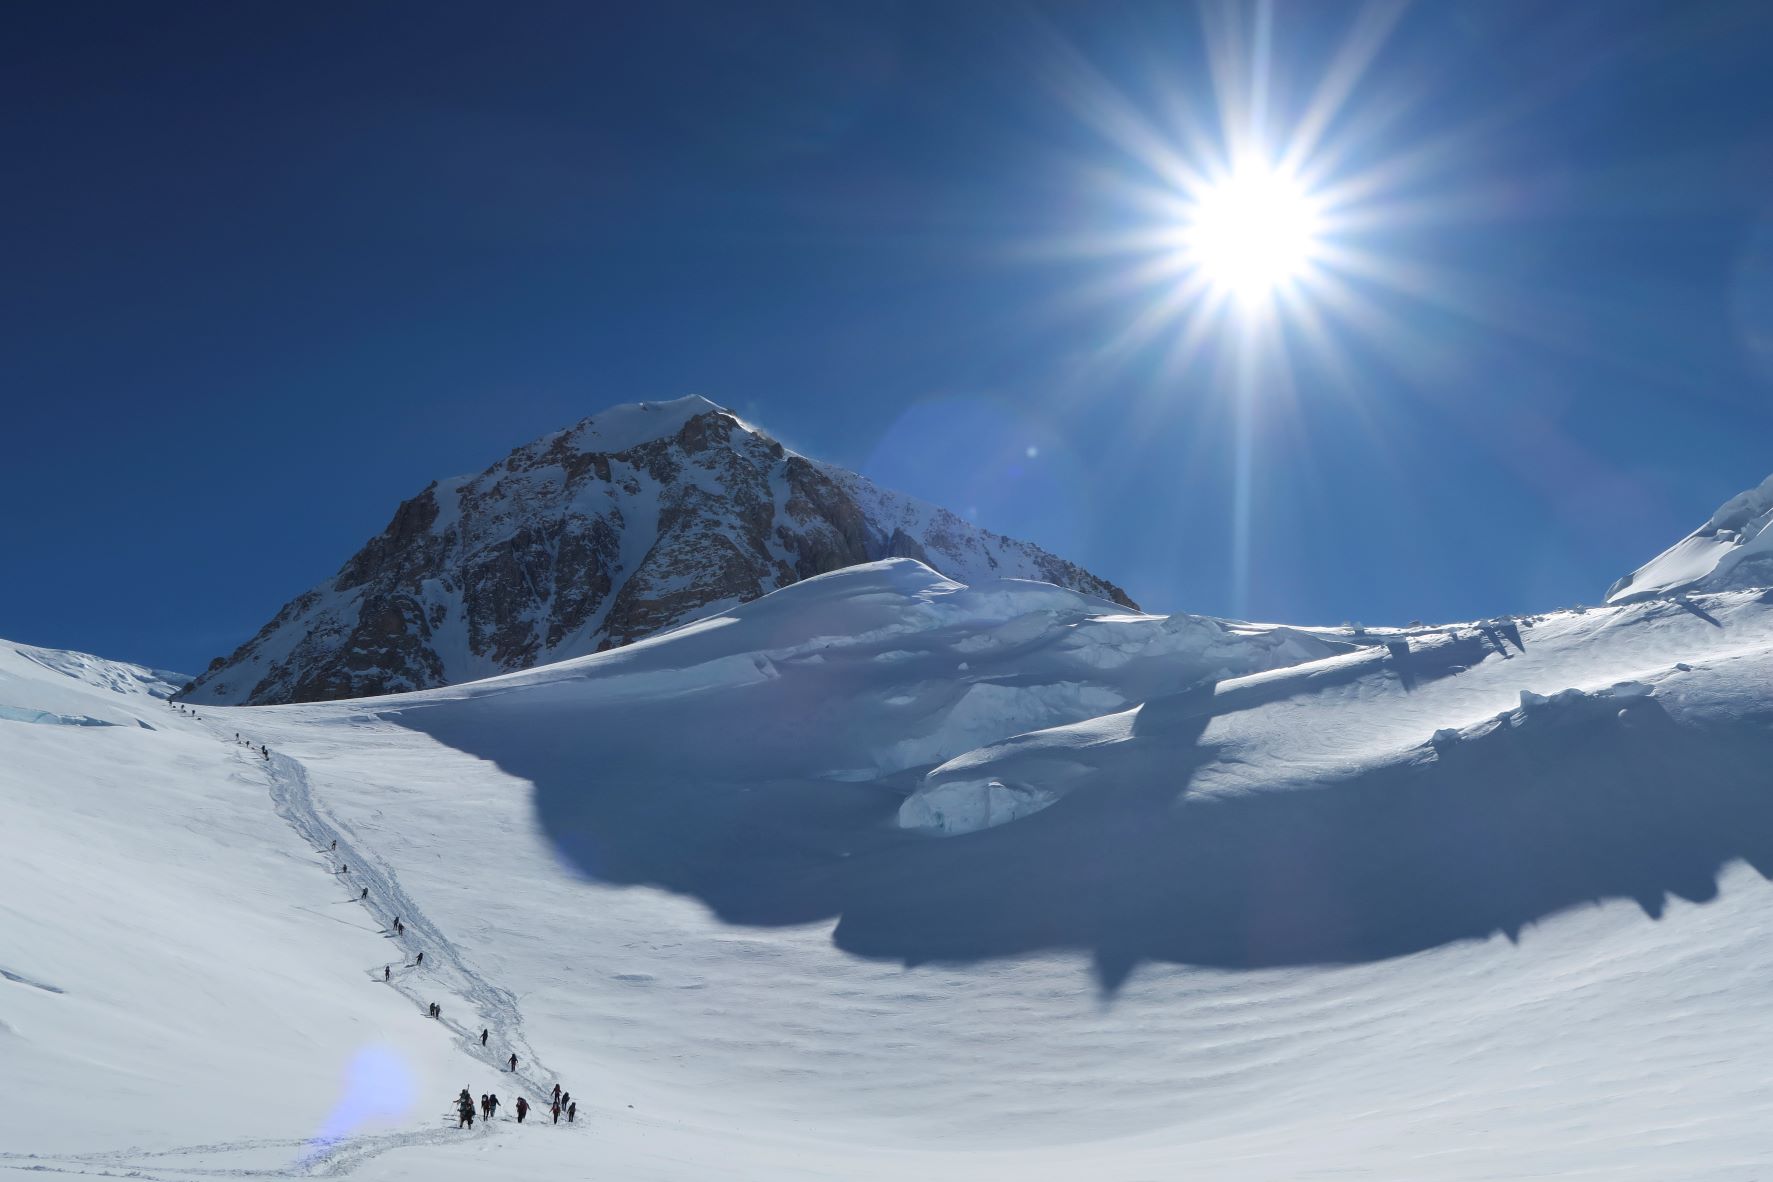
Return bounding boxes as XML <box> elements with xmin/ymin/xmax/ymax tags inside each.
<box><xmin>1607</xmin><ymin>472</ymin><xmax>1773</xmax><ymax>604</ymax></box>
<box><xmin>180</xmin><ymin>396</ymin><xmax>1138</xmax><ymax>705</ymax></box>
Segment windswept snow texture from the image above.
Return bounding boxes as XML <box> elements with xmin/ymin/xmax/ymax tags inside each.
<box><xmin>1607</xmin><ymin>471</ymin><xmax>1773</xmax><ymax>602</ymax></box>
<box><xmin>179</xmin><ymin>396</ymin><xmax>1136</xmax><ymax>705</ymax></box>
<box><xmin>7</xmin><ymin>561</ymin><xmax>1773</xmax><ymax>1179</ymax></box>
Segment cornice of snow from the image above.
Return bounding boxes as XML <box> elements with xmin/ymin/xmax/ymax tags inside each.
<box><xmin>1607</xmin><ymin>472</ymin><xmax>1773</xmax><ymax>604</ymax></box>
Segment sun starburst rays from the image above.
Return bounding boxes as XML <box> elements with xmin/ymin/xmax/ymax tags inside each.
<box><xmin>1028</xmin><ymin>0</ymin><xmax>1481</xmax><ymax>395</ymax></box>
<box><xmin>1014</xmin><ymin>0</ymin><xmax>1488</xmax><ymax>613</ymax></box>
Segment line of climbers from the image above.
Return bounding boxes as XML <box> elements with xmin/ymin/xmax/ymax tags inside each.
<box><xmin>170</xmin><ymin>700</ymin><xmax>269</xmax><ymax>759</ymax></box>
<box><xmin>455</xmin><ymin>1086</ymin><xmax>573</xmax><ymax>1128</ymax></box>
<box><xmin>210</xmin><ymin>716</ymin><xmax>579</xmax><ymax>1134</ymax></box>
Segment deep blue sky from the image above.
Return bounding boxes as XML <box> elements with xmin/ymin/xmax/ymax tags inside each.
<box><xmin>5</xmin><ymin>0</ymin><xmax>1773</xmax><ymax>674</ymax></box>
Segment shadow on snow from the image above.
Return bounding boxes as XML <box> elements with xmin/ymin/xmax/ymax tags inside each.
<box><xmin>393</xmin><ymin>632</ymin><xmax>1773</xmax><ymax>995</ymax></box>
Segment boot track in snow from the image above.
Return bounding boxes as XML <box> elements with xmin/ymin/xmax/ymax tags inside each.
<box><xmin>0</xmin><ymin>730</ymin><xmax>577</xmax><ymax>1180</ymax></box>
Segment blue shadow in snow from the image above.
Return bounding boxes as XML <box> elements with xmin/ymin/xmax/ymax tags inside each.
<box><xmin>395</xmin><ymin>636</ymin><xmax>1773</xmax><ymax>994</ymax></box>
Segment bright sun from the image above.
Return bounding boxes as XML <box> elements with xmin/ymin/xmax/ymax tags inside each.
<box><xmin>1185</xmin><ymin>162</ymin><xmax>1322</xmax><ymax>304</ymax></box>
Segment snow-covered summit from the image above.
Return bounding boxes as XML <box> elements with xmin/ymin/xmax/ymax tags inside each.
<box><xmin>543</xmin><ymin>394</ymin><xmax>737</xmax><ymax>457</ymax></box>
<box><xmin>1607</xmin><ymin>472</ymin><xmax>1773</xmax><ymax>603</ymax></box>
<box><xmin>180</xmin><ymin>398</ymin><xmax>1136</xmax><ymax>705</ymax></box>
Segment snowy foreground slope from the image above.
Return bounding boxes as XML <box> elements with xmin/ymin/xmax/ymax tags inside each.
<box><xmin>6</xmin><ymin>561</ymin><xmax>1773</xmax><ymax>1179</ymax></box>
<box><xmin>0</xmin><ymin>645</ymin><xmax>467</xmax><ymax>1173</ymax></box>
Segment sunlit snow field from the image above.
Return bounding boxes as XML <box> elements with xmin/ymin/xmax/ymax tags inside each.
<box><xmin>5</xmin><ymin>561</ymin><xmax>1773</xmax><ymax>1179</ymax></box>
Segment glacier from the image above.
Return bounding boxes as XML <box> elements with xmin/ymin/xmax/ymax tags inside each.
<box><xmin>6</xmin><ymin>537</ymin><xmax>1773</xmax><ymax>1178</ymax></box>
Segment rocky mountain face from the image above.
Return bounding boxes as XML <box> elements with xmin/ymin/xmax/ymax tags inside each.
<box><xmin>180</xmin><ymin>397</ymin><xmax>1137</xmax><ymax>705</ymax></box>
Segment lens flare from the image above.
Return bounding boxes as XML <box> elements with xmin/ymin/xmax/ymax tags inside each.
<box><xmin>302</xmin><ymin>1044</ymin><xmax>416</xmax><ymax>1164</ymax></box>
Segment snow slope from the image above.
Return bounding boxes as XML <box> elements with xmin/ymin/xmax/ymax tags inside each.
<box><xmin>1607</xmin><ymin>471</ymin><xmax>1773</xmax><ymax>602</ymax></box>
<box><xmin>6</xmin><ymin>563</ymin><xmax>1773</xmax><ymax>1178</ymax></box>
<box><xmin>0</xmin><ymin>645</ymin><xmax>468</xmax><ymax>1174</ymax></box>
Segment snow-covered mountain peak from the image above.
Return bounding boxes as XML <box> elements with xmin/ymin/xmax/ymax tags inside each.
<box><xmin>1607</xmin><ymin>471</ymin><xmax>1773</xmax><ymax>603</ymax></box>
<box><xmin>543</xmin><ymin>394</ymin><xmax>744</xmax><ymax>459</ymax></box>
<box><xmin>179</xmin><ymin>398</ymin><xmax>1135</xmax><ymax>705</ymax></box>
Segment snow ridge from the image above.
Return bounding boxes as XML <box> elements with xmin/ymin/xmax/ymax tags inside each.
<box><xmin>1607</xmin><ymin>472</ymin><xmax>1773</xmax><ymax>603</ymax></box>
